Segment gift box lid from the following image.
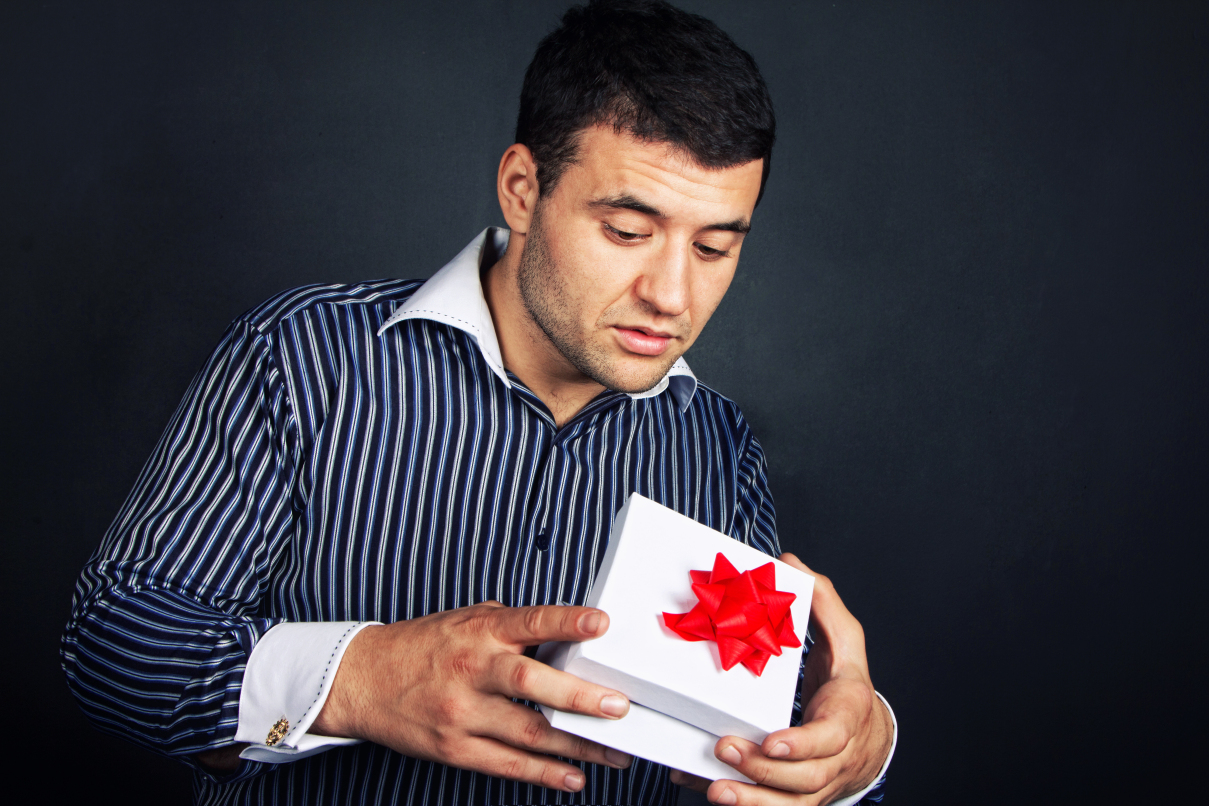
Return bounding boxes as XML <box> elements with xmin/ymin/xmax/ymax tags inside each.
<box><xmin>541</xmin><ymin>493</ymin><xmax>814</xmax><ymax>744</ymax></box>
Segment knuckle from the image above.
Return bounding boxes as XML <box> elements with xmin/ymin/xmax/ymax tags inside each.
<box><xmin>523</xmin><ymin>607</ymin><xmax>546</xmax><ymax>637</ymax></box>
<box><xmin>434</xmin><ymin>695</ymin><xmax>468</xmax><ymax>726</ymax></box>
<box><xmin>564</xmin><ymin>685</ymin><xmax>592</xmax><ymax>713</ymax></box>
<box><xmin>468</xmin><ymin>607</ymin><xmax>498</xmax><ymax>635</ymax></box>
<box><xmin>567</xmin><ymin>734</ymin><xmax>595</xmax><ymax>760</ymax></box>
<box><xmin>449</xmin><ymin>648</ymin><xmax>479</xmax><ymax>680</ymax></box>
<box><xmin>519</xmin><ymin>715</ymin><xmax>549</xmax><ymax>747</ymax></box>
<box><xmin>432</xmin><ymin>731</ymin><xmax>462</xmax><ymax>760</ymax></box>
<box><xmin>509</xmin><ymin>659</ymin><xmax>536</xmax><ymax>694</ymax></box>
<box><xmin>830</xmin><ymin>722</ymin><xmax>856</xmax><ymax>753</ymax></box>
<box><xmin>801</xmin><ymin>766</ymin><xmax>829</xmax><ymax>793</ymax></box>
<box><xmin>500</xmin><ymin>757</ymin><xmax>528</xmax><ymax>783</ymax></box>
<box><xmin>750</xmin><ymin>761</ymin><xmax>777</xmax><ymax>787</ymax></box>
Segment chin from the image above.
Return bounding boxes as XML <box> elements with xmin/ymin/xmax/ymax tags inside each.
<box><xmin>595</xmin><ymin>359</ymin><xmax>677</xmax><ymax>394</ymax></box>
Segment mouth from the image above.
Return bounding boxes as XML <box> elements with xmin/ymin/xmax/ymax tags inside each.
<box><xmin>612</xmin><ymin>325</ymin><xmax>676</xmax><ymax>356</ymax></box>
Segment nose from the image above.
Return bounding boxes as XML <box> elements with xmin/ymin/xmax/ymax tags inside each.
<box><xmin>633</xmin><ymin>240</ymin><xmax>692</xmax><ymax>318</ymax></box>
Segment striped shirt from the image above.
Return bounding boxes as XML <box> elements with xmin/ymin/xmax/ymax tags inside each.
<box><xmin>62</xmin><ymin>229</ymin><xmax>885</xmax><ymax>804</ymax></box>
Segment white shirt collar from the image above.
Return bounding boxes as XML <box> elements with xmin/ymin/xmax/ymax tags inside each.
<box><xmin>377</xmin><ymin>227</ymin><xmax>698</xmax><ymax>411</ymax></box>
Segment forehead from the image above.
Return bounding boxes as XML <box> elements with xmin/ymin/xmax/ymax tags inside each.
<box><xmin>556</xmin><ymin>125</ymin><xmax>764</xmax><ymax>218</ymax></box>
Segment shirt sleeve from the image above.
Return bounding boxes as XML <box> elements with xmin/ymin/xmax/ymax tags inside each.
<box><xmin>728</xmin><ymin>426</ymin><xmax>781</xmax><ymax>558</ymax></box>
<box><xmin>729</xmin><ymin>429</ymin><xmax>896</xmax><ymax>804</ymax></box>
<box><xmin>61</xmin><ymin>318</ymin><xmax>300</xmax><ymax>780</ymax></box>
<box><xmin>235</xmin><ymin>621</ymin><xmax>378</xmax><ymax>762</ymax></box>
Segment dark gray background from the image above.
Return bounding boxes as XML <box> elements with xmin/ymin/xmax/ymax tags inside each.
<box><xmin>3</xmin><ymin>1</ymin><xmax>1206</xmax><ymax>803</ymax></box>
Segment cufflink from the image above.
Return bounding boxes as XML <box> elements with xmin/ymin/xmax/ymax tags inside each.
<box><xmin>266</xmin><ymin>717</ymin><xmax>289</xmax><ymax>746</ymax></box>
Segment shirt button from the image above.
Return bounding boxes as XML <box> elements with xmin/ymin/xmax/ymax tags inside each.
<box><xmin>535</xmin><ymin>528</ymin><xmax>550</xmax><ymax>551</ymax></box>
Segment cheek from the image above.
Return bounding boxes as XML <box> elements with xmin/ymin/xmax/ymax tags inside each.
<box><xmin>689</xmin><ymin>266</ymin><xmax>737</xmax><ymax>331</ymax></box>
<box><xmin>559</xmin><ymin>226</ymin><xmax>642</xmax><ymax>300</ymax></box>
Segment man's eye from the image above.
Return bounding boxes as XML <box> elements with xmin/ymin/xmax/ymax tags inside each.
<box><xmin>604</xmin><ymin>223</ymin><xmax>646</xmax><ymax>241</ymax></box>
<box><xmin>695</xmin><ymin>243</ymin><xmax>731</xmax><ymax>259</ymax></box>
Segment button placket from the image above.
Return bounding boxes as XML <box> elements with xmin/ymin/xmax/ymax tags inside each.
<box><xmin>532</xmin><ymin>423</ymin><xmax>586</xmax><ymax>552</ymax></box>
<box><xmin>533</xmin><ymin>437</ymin><xmax>560</xmax><ymax>552</ymax></box>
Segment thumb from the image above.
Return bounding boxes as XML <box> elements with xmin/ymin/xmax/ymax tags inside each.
<box><xmin>779</xmin><ymin>552</ymin><xmax>866</xmax><ymax>668</ymax></box>
<box><xmin>779</xmin><ymin>552</ymin><xmax>841</xmax><ymax>623</ymax></box>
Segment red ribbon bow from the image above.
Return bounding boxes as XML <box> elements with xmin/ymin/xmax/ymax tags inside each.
<box><xmin>662</xmin><ymin>553</ymin><xmax>801</xmax><ymax>676</ymax></box>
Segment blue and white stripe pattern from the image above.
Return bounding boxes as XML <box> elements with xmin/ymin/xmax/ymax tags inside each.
<box><xmin>62</xmin><ymin>272</ymin><xmax>881</xmax><ymax>804</ymax></box>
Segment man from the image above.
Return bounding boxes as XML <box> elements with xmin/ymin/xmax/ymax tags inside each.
<box><xmin>62</xmin><ymin>2</ymin><xmax>896</xmax><ymax>804</ymax></box>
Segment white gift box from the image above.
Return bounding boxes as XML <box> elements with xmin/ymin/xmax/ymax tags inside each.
<box><xmin>538</xmin><ymin>493</ymin><xmax>814</xmax><ymax>781</ymax></box>
<box><xmin>542</xmin><ymin>700</ymin><xmax>757</xmax><ymax>784</ymax></box>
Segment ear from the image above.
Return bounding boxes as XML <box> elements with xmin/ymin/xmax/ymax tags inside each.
<box><xmin>496</xmin><ymin>143</ymin><xmax>540</xmax><ymax>235</ymax></box>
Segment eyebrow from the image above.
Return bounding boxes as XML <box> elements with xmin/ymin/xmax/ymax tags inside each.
<box><xmin>587</xmin><ymin>193</ymin><xmax>751</xmax><ymax>235</ymax></box>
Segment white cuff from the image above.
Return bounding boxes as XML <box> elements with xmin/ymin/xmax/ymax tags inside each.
<box><xmin>235</xmin><ymin>621</ymin><xmax>379</xmax><ymax>764</ymax></box>
<box><xmin>827</xmin><ymin>691</ymin><xmax>898</xmax><ymax>806</ymax></box>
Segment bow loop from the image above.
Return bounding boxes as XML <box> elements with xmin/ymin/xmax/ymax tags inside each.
<box><xmin>690</xmin><ymin>582</ymin><xmax>727</xmax><ymax>615</ymax></box>
<box><xmin>662</xmin><ymin>552</ymin><xmax>800</xmax><ymax>676</ymax></box>
<box><xmin>709</xmin><ymin>553</ymin><xmax>740</xmax><ymax>584</ymax></box>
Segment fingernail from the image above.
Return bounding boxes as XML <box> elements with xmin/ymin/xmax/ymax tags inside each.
<box><xmin>604</xmin><ymin>747</ymin><xmax>632</xmax><ymax>768</ymax></box>
<box><xmin>719</xmin><ymin>744</ymin><xmax>741</xmax><ymax>766</ymax></box>
<box><xmin>768</xmin><ymin>741</ymin><xmax>790</xmax><ymax>758</ymax></box>
<box><xmin>713</xmin><ymin>787</ymin><xmax>737</xmax><ymax>805</ymax></box>
<box><xmin>600</xmin><ymin>694</ymin><xmax>629</xmax><ymax>718</ymax></box>
<box><xmin>669</xmin><ymin>771</ymin><xmax>683</xmax><ymax>785</ymax></box>
<box><xmin>579</xmin><ymin>611</ymin><xmax>601</xmax><ymax>634</ymax></box>
<box><xmin>564</xmin><ymin>772</ymin><xmax>584</xmax><ymax>791</ymax></box>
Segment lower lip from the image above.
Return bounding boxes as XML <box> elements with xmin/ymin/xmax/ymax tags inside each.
<box><xmin>614</xmin><ymin>327</ymin><xmax>673</xmax><ymax>356</ymax></box>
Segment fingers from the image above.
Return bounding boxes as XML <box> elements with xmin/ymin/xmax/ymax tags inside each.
<box><xmin>479</xmin><ymin>605</ymin><xmax>632</xmax><ymax>717</ymax></box>
<box><xmin>778</xmin><ymin>553</ymin><xmax>868</xmax><ymax>679</ymax></box>
<box><xmin>453</xmin><ymin>735</ymin><xmax>593</xmax><ymax>793</ymax></box>
<box><xmin>761</xmin><ymin>719</ymin><xmax>850</xmax><ymax>763</ymax></box>
<box><xmin>777</xmin><ymin>552</ymin><xmax>811</xmax><ymax>575</ymax></box>
<box><xmin>777</xmin><ymin>554</ymin><xmax>856</xmax><ymax>637</ymax></box>
<box><xmin>491</xmin><ymin>604</ymin><xmax>610</xmax><ymax>646</ymax></box>
<box><xmin>762</xmin><ymin>702</ymin><xmax>857</xmax><ymax>761</ymax></box>
<box><xmin>435</xmin><ymin>701</ymin><xmax>632</xmax><ymax>793</ymax></box>
<box><xmin>489</xmin><ymin>652</ymin><xmax>630</xmax><ymax>719</ymax></box>
<box><xmin>706</xmin><ymin>778</ymin><xmax>814</xmax><ymax>806</ymax></box>
<box><xmin>477</xmin><ymin>698</ymin><xmax>631</xmax><ymax>770</ymax></box>
<box><xmin>778</xmin><ymin>553</ymin><xmax>842</xmax><ymax>622</ymax></box>
<box><xmin>345</xmin><ymin>603</ymin><xmax>636</xmax><ymax>789</ymax></box>
<box><xmin>713</xmin><ymin>737</ymin><xmax>844</xmax><ymax>800</ymax></box>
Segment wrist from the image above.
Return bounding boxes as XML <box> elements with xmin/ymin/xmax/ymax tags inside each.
<box><xmin>310</xmin><ymin>624</ymin><xmax>381</xmax><ymax>739</ymax></box>
<box><xmin>853</xmin><ymin>694</ymin><xmax>894</xmax><ymax>791</ymax></box>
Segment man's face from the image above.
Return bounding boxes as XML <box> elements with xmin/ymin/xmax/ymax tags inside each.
<box><xmin>516</xmin><ymin>125</ymin><xmax>764</xmax><ymax>394</ymax></box>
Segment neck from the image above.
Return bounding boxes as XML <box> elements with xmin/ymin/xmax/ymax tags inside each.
<box><xmin>482</xmin><ymin>233</ymin><xmax>605</xmax><ymax>427</ymax></box>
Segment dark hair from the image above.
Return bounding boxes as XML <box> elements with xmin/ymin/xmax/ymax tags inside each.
<box><xmin>515</xmin><ymin>0</ymin><xmax>776</xmax><ymax>203</ymax></box>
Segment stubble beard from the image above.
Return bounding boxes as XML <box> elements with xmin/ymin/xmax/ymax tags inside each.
<box><xmin>517</xmin><ymin>205</ymin><xmax>680</xmax><ymax>394</ymax></box>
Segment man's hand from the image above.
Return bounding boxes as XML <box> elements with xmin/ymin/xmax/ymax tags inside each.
<box><xmin>670</xmin><ymin>554</ymin><xmax>893</xmax><ymax>805</ymax></box>
<box><xmin>309</xmin><ymin>602</ymin><xmax>632</xmax><ymax>793</ymax></box>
